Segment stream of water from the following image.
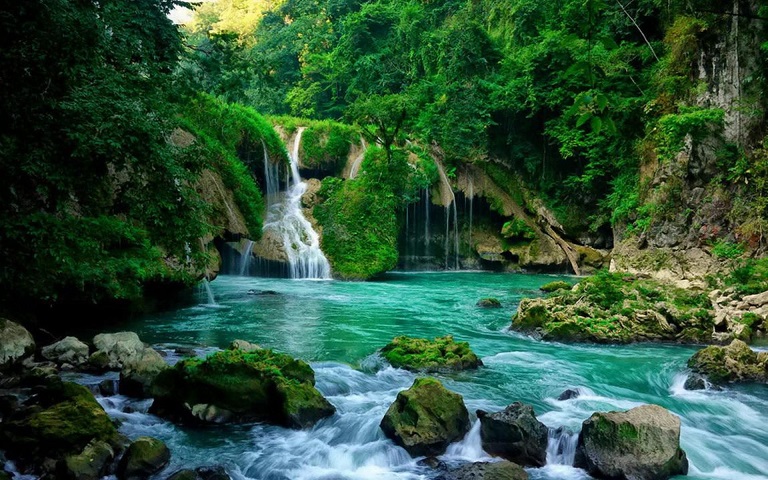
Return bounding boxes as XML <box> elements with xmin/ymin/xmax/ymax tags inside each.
<box><xmin>79</xmin><ymin>273</ymin><xmax>768</xmax><ymax>480</ymax></box>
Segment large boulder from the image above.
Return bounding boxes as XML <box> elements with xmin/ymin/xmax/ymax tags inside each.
<box><xmin>0</xmin><ymin>319</ymin><xmax>35</xmax><ymax>369</ymax></box>
<box><xmin>687</xmin><ymin>339</ymin><xmax>767</xmax><ymax>384</ymax></box>
<box><xmin>0</xmin><ymin>379</ymin><xmax>120</xmax><ymax>474</ymax></box>
<box><xmin>380</xmin><ymin>377</ymin><xmax>470</xmax><ymax>456</ymax></box>
<box><xmin>117</xmin><ymin>436</ymin><xmax>170</xmax><ymax>480</ymax></box>
<box><xmin>91</xmin><ymin>332</ymin><xmax>146</xmax><ymax>369</ymax></box>
<box><xmin>149</xmin><ymin>347</ymin><xmax>334</xmax><ymax>428</ymax></box>
<box><xmin>380</xmin><ymin>335</ymin><xmax>483</xmax><ymax>373</ymax></box>
<box><xmin>436</xmin><ymin>461</ymin><xmax>528</xmax><ymax>480</ymax></box>
<box><xmin>574</xmin><ymin>404</ymin><xmax>688</xmax><ymax>480</ymax></box>
<box><xmin>119</xmin><ymin>348</ymin><xmax>169</xmax><ymax>398</ymax></box>
<box><xmin>41</xmin><ymin>336</ymin><xmax>89</xmax><ymax>367</ymax></box>
<box><xmin>477</xmin><ymin>402</ymin><xmax>548</xmax><ymax>467</ymax></box>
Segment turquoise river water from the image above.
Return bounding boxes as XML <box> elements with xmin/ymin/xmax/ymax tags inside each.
<box><xmin>77</xmin><ymin>272</ymin><xmax>768</xmax><ymax>480</ymax></box>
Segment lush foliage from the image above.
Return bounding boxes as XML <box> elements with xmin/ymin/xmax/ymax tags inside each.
<box><xmin>314</xmin><ymin>147</ymin><xmax>404</xmax><ymax>279</ymax></box>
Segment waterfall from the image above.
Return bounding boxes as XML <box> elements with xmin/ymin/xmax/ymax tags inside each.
<box><xmin>262</xmin><ymin>140</ymin><xmax>280</xmax><ymax>210</ymax></box>
<box><xmin>199</xmin><ymin>278</ymin><xmax>217</xmax><ymax>306</ymax></box>
<box><xmin>546</xmin><ymin>427</ymin><xmax>578</xmax><ymax>465</ymax></box>
<box><xmin>262</xmin><ymin>128</ymin><xmax>332</xmax><ymax>280</ymax></box>
<box><xmin>452</xmin><ymin>201</ymin><xmax>459</xmax><ymax>269</ymax></box>
<box><xmin>238</xmin><ymin>240</ymin><xmax>254</xmax><ymax>276</ymax></box>
<box><xmin>468</xmin><ymin>176</ymin><xmax>474</xmax><ymax>251</ymax></box>
<box><xmin>445</xmin><ymin>420</ymin><xmax>488</xmax><ymax>460</ymax></box>
<box><xmin>348</xmin><ymin>137</ymin><xmax>368</xmax><ymax>179</ymax></box>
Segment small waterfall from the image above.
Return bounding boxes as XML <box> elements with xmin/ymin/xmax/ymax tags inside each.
<box><xmin>445</xmin><ymin>420</ymin><xmax>487</xmax><ymax>460</ymax></box>
<box><xmin>199</xmin><ymin>278</ymin><xmax>217</xmax><ymax>306</ymax></box>
<box><xmin>468</xmin><ymin>176</ymin><xmax>474</xmax><ymax>251</ymax></box>
<box><xmin>262</xmin><ymin>128</ymin><xmax>332</xmax><ymax>279</ymax></box>
<box><xmin>546</xmin><ymin>427</ymin><xmax>578</xmax><ymax>466</ymax></box>
<box><xmin>348</xmin><ymin>138</ymin><xmax>368</xmax><ymax>179</ymax></box>
<box><xmin>262</xmin><ymin>140</ymin><xmax>280</xmax><ymax>210</ymax></box>
<box><xmin>452</xmin><ymin>200</ymin><xmax>459</xmax><ymax>269</ymax></box>
<box><xmin>238</xmin><ymin>240</ymin><xmax>254</xmax><ymax>276</ymax></box>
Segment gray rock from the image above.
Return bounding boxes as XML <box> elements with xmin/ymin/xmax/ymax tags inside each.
<box><xmin>683</xmin><ymin>374</ymin><xmax>707</xmax><ymax>391</ymax></box>
<box><xmin>41</xmin><ymin>336</ymin><xmax>89</xmax><ymax>366</ymax></box>
<box><xmin>557</xmin><ymin>389</ymin><xmax>580</xmax><ymax>400</ymax></box>
<box><xmin>575</xmin><ymin>404</ymin><xmax>688</xmax><ymax>480</ymax></box>
<box><xmin>92</xmin><ymin>332</ymin><xmax>146</xmax><ymax>369</ymax></box>
<box><xmin>119</xmin><ymin>348</ymin><xmax>168</xmax><ymax>398</ymax></box>
<box><xmin>0</xmin><ymin>319</ymin><xmax>35</xmax><ymax>369</ymax></box>
<box><xmin>477</xmin><ymin>402</ymin><xmax>548</xmax><ymax>467</ymax></box>
<box><xmin>228</xmin><ymin>339</ymin><xmax>261</xmax><ymax>352</ymax></box>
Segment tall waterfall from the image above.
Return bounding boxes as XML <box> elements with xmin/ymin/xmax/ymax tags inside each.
<box><xmin>262</xmin><ymin>128</ymin><xmax>332</xmax><ymax>279</ymax></box>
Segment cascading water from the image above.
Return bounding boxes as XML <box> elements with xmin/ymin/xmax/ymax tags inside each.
<box><xmin>198</xmin><ymin>278</ymin><xmax>217</xmax><ymax>306</ymax></box>
<box><xmin>238</xmin><ymin>240</ymin><xmax>255</xmax><ymax>276</ymax></box>
<box><xmin>545</xmin><ymin>427</ymin><xmax>579</xmax><ymax>465</ymax></box>
<box><xmin>262</xmin><ymin>128</ymin><xmax>332</xmax><ymax>279</ymax></box>
<box><xmin>262</xmin><ymin>140</ymin><xmax>280</xmax><ymax>210</ymax></box>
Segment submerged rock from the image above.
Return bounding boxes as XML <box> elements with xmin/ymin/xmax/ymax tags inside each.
<box><xmin>41</xmin><ymin>336</ymin><xmax>89</xmax><ymax>366</ymax></box>
<box><xmin>477</xmin><ymin>298</ymin><xmax>502</xmax><ymax>308</ymax></box>
<box><xmin>683</xmin><ymin>373</ymin><xmax>708</xmax><ymax>390</ymax></box>
<box><xmin>477</xmin><ymin>402</ymin><xmax>548</xmax><ymax>467</ymax></box>
<box><xmin>149</xmin><ymin>347</ymin><xmax>334</xmax><ymax>428</ymax></box>
<box><xmin>117</xmin><ymin>436</ymin><xmax>170</xmax><ymax>480</ymax></box>
<box><xmin>574</xmin><ymin>404</ymin><xmax>688</xmax><ymax>480</ymax></box>
<box><xmin>557</xmin><ymin>388</ymin><xmax>580</xmax><ymax>400</ymax></box>
<box><xmin>380</xmin><ymin>377</ymin><xmax>470</xmax><ymax>456</ymax></box>
<box><xmin>379</xmin><ymin>335</ymin><xmax>483</xmax><ymax>373</ymax></box>
<box><xmin>687</xmin><ymin>339</ymin><xmax>767</xmax><ymax>384</ymax></box>
<box><xmin>0</xmin><ymin>319</ymin><xmax>35</xmax><ymax>369</ymax></box>
<box><xmin>436</xmin><ymin>461</ymin><xmax>528</xmax><ymax>480</ymax></box>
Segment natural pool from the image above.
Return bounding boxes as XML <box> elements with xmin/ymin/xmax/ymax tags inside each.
<box><xmin>83</xmin><ymin>273</ymin><xmax>768</xmax><ymax>480</ymax></box>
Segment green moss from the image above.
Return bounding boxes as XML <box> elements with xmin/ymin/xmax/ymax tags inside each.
<box><xmin>477</xmin><ymin>297</ymin><xmax>502</xmax><ymax>308</ymax></box>
<box><xmin>0</xmin><ymin>381</ymin><xmax>118</xmax><ymax>462</ymax></box>
<box><xmin>540</xmin><ymin>280</ymin><xmax>572</xmax><ymax>293</ymax></box>
<box><xmin>314</xmin><ymin>147</ymin><xmax>400</xmax><ymax>279</ymax></box>
<box><xmin>380</xmin><ymin>335</ymin><xmax>482</xmax><ymax>372</ymax></box>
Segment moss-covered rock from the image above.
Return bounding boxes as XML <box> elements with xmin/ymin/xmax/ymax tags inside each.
<box><xmin>380</xmin><ymin>377</ymin><xmax>470</xmax><ymax>456</ymax></box>
<box><xmin>0</xmin><ymin>380</ymin><xmax>119</xmax><ymax>473</ymax></box>
<box><xmin>477</xmin><ymin>298</ymin><xmax>502</xmax><ymax>308</ymax></box>
<box><xmin>380</xmin><ymin>335</ymin><xmax>483</xmax><ymax>373</ymax></box>
<box><xmin>539</xmin><ymin>280</ymin><xmax>572</xmax><ymax>293</ymax></box>
<box><xmin>149</xmin><ymin>347</ymin><xmax>334</xmax><ymax>428</ymax></box>
<box><xmin>575</xmin><ymin>404</ymin><xmax>688</xmax><ymax>480</ymax></box>
<box><xmin>63</xmin><ymin>440</ymin><xmax>115</xmax><ymax>480</ymax></box>
<box><xmin>512</xmin><ymin>271</ymin><xmax>715</xmax><ymax>344</ymax></box>
<box><xmin>116</xmin><ymin>436</ymin><xmax>170</xmax><ymax>480</ymax></box>
<box><xmin>687</xmin><ymin>339</ymin><xmax>767</xmax><ymax>384</ymax></box>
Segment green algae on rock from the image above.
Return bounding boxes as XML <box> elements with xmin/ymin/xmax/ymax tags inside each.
<box><xmin>380</xmin><ymin>377</ymin><xmax>470</xmax><ymax>456</ymax></box>
<box><xmin>687</xmin><ymin>339</ymin><xmax>768</xmax><ymax>384</ymax></box>
<box><xmin>380</xmin><ymin>335</ymin><xmax>483</xmax><ymax>372</ymax></box>
<box><xmin>512</xmin><ymin>271</ymin><xmax>716</xmax><ymax>343</ymax></box>
<box><xmin>539</xmin><ymin>280</ymin><xmax>572</xmax><ymax>293</ymax></box>
<box><xmin>476</xmin><ymin>298</ymin><xmax>502</xmax><ymax>308</ymax></box>
<box><xmin>149</xmin><ymin>345</ymin><xmax>335</xmax><ymax>428</ymax></box>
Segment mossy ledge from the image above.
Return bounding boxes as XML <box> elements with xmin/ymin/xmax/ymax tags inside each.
<box><xmin>149</xmin><ymin>345</ymin><xmax>335</xmax><ymax>428</ymax></box>
<box><xmin>512</xmin><ymin>271</ymin><xmax>720</xmax><ymax>344</ymax></box>
<box><xmin>379</xmin><ymin>335</ymin><xmax>483</xmax><ymax>372</ymax></box>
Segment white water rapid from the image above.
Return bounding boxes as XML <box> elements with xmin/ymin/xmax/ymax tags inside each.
<box><xmin>261</xmin><ymin>128</ymin><xmax>331</xmax><ymax>279</ymax></box>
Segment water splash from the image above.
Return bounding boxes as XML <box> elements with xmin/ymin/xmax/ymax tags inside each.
<box><xmin>262</xmin><ymin>128</ymin><xmax>332</xmax><ymax>279</ymax></box>
<box><xmin>199</xmin><ymin>278</ymin><xmax>217</xmax><ymax>306</ymax></box>
<box><xmin>546</xmin><ymin>427</ymin><xmax>578</xmax><ymax>465</ymax></box>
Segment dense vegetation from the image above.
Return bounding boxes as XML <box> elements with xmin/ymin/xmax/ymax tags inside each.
<box><xmin>0</xmin><ymin>1</ymin><xmax>280</xmax><ymax>317</ymax></box>
<box><xmin>3</xmin><ymin>0</ymin><xmax>768</xmax><ymax>312</ymax></box>
<box><xmin>181</xmin><ymin>0</ymin><xmax>768</xmax><ymax>246</ymax></box>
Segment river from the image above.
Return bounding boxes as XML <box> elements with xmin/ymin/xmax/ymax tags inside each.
<box><xmin>80</xmin><ymin>273</ymin><xmax>768</xmax><ymax>480</ymax></box>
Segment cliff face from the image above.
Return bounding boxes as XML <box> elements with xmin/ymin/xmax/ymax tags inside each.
<box><xmin>613</xmin><ymin>0</ymin><xmax>767</xmax><ymax>286</ymax></box>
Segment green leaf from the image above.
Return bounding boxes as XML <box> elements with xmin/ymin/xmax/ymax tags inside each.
<box><xmin>576</xmin><ymin>112</ymin><xmax>592</xmax><ymax>127</ymax></box>
<box><xmin>590</xmin><ymin>116</ymin><xmax>603</xmax><ymax>134</ymax></box>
